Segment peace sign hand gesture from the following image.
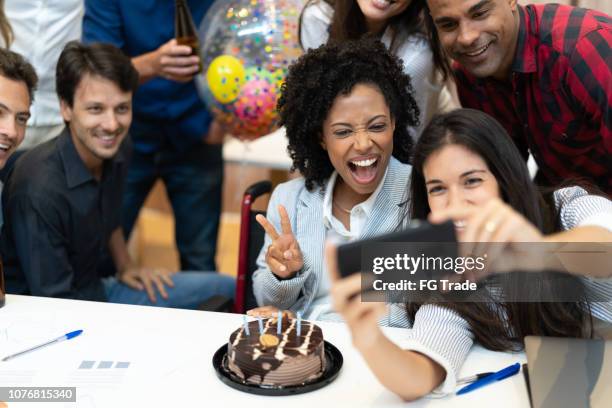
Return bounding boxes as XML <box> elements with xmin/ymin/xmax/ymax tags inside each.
<box><xmin>256</xmin><ymin>205</ymin><xmax>304</xmax><ymax>279</ymax></box>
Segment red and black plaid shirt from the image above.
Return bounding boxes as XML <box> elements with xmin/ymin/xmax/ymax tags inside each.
<box><xmin>455</xmin><ymin>4</ymin><xmax>611</xmax><ymax>195</ymax></box>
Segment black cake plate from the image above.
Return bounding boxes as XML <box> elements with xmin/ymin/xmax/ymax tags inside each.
<box><xmin>212</xmin><ymin>341</ymin><xmax>343</xmax><ymax>396</ymax></box>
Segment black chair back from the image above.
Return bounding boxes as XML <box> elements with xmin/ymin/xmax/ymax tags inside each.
<box><xmin>234</xmin><ymin>181</ymin><xmax>271</xmax><ymax>313</ymax></box>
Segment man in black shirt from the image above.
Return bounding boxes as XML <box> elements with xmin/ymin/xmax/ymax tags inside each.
<box><xmin>1</xmin><ymin>42</ymin><xmax>234</xmax><ymax>307</ymax></box>
<box><xmin>0</xmin><ymin>49</ymin><xmax>37</xmax><ymax>172</ymax></box>
<box><xmin>0</xmin><ymin>48</ymin><xmax>38</xmax><ymax>309</ymax></box>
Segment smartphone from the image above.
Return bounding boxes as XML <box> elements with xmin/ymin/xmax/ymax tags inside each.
<box><xmin>335</xmin><ymin>220</ymin><xmax>456</xmax><ymax>278</ymax></box>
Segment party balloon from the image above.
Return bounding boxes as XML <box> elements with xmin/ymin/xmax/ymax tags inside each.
<box><xmin>234</xmin><ymin>79</ymin><xmax>276</xmax><ymax>132</ymax></box>
<box><xmin>197</xmin><ymin>0</ymin><xmax>304</xmax><ymax>140</ymax></box>
<box><xmin>206</xmin><ymin>55</ymin><xmax>246</xmax><ymax>104</ymax></box>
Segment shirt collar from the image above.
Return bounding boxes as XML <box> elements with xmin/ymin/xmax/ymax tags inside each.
<box><xmin>58</xmin><ymin>128</ymin><xmax>95</xmax><ymax>189</ymax></box>
<box><xmin>322</xmin><ymin>166</ymin><xmax>390</xmax><ymax>230</ymax></box>
<box><xmin>511</xmin><ymin>6</ymin><xmax>537</xmax><ymax>74</ymax></box>
<box><xmin>58</xmin><ymin>128</ymin><xmax>127</xmax><ymax>189</ymax></box>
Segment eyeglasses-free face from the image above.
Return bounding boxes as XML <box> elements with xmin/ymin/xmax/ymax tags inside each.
<box><xmin>321</xmin><ymin>83</ymin><xmax>395</xmax><ymax>203</ymax></box>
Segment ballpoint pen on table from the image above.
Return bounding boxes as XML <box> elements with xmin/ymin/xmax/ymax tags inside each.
<box><xmin>456</xmin><ymin>363</ymin><xmax>521</xmax><ymax>395</ymax></box>
<box><xmin>456</xmin><ymin>372</ymin><xmax>495</xmax><ymax>385</ymax></box>
<box><xmin>1</xmin><ymin>330</ymin><xmax>83</xmax><ymax>362</ymax></box>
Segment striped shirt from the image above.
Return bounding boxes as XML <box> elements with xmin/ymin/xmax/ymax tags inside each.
<box><xmin>455</xmin><ymin>4</ymin><xmax>612</xmax><ymax>195</ymax></box>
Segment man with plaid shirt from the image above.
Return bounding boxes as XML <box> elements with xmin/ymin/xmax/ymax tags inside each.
<box><xmin>426</xmin><ymin>0</ymin><xmax>611</xmax><ymax>195</ymax></box>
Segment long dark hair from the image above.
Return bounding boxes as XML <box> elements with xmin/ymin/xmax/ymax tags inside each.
<box><xmin>299</xmin><ymin>0</ymin><xmax>426</xmax><ymax>54</ymax></box>
<box><xmin>405</xmin><ymin>109</ymin><xmax>592</xmax><ymax>351</ymax></box>
<box><xmin>422</xmin><ymin>1</ymin><xmax>453</xmax><ymax>81</ymax></box>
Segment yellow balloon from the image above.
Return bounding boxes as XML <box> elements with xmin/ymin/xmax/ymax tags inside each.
<box><xmin>206</xmin><ymin>55</ymin><xmax>246</xmax><ymax>104</ymax></box>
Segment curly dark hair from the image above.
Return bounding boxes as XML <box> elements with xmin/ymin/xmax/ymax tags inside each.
<box><xmin>277</xmin><ymin>37</ymin><xmax>419</xmax><ymax>191</ymax></box>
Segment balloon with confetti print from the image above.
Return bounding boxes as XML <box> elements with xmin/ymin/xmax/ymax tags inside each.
<box><xmin>206</xmin><ymin>55</ymin><xmax>246</xmax><ymax>104</ymax></box>
<box><xmin>233</xmin><ymin>79</ymin><xmax>277</xmax><ymax>135</ymax></box>
<box><xmin>196</xmin><ymin>0</ymin><xmax>304</xmax><ymax>140</ymax></box>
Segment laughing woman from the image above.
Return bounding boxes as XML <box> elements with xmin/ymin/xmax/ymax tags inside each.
<box><xmin>250</xmin><ymin>37</ymin><xmax>418</xmax><ymax>321</ymax></box>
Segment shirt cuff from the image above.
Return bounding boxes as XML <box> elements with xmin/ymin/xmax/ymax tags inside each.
<box><xmin>577</xmin><ymin>212</ymin><xmax>612</xmax><ymax>232</ymax></box>
<box><xmin>388</xmin><ymin>337</ymin><xmax>458</xmax><ymax>395</ymax></box>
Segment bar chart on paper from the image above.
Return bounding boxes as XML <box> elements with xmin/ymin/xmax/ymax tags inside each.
<box><xmin>67</xmin><ymin>361</ymin><xmax>132</xmax><ymax>388</ymax></box>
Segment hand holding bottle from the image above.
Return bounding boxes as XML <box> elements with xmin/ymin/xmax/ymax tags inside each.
<box><xmin>132</xmin><ymin>0</ymin><xmax>201</xmax><ymax>84</ymax></box>
<box><xmin>153</xmin><ymin>39</ymin><xmax>200</xmax><ymax>82</ymax></box>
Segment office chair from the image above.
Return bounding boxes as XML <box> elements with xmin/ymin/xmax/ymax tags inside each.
<box><xmin>233</xmin><ymin>180</ymin><xmax>271</xmax><ymax>313</ymax></box>
<box><xmin>199</xmin><ymin>180</ymin><xmax>271</xmax><ymax>313</ymax></box>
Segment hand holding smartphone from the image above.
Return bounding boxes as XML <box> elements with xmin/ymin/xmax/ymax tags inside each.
<box><xmin>335</xmin><ymin>220</ymin><xmax>456</xmax><ymax>278</ymax></box>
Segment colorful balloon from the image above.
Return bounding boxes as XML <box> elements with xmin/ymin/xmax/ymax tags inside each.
<box><xmin>206</xmin><ymin>55</ymin><xmax>246</xmax><ymax>104</ymax></box>
<box><xmin>196</xmin><ymin>0</ymin><xmax>304</xmax><ymax>140</ymax></box>
<box><xmin>234</xmin><ymin>79</ymin><xmax>277</xmax><ymax>133</ymax></box>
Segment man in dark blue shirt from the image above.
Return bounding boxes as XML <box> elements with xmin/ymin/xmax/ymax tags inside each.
<box><xmin>0</xmin><ymin>51</ymin><xmax>38</xmax><ymax>220</ymax></box>
<box><xmin>1</xmin><ymin>42</ymin><xmax>234</xmax><ymax>307</ymax></box>
<box><xmin>83</xmin><ymin>0</ymin><xmax>224</xmax><ymax>271</ymax></box>
<box><xmin>0</xmin><ymin>48</ymin><xmax>38</xmax><ymax>308</ymax></box>
<box><xmin>0</xmin><ymin>49</ymin><xmax>37</xmax><ymax>172</ymax></box>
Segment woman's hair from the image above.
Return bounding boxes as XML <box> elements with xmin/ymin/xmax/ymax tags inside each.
<box><xmin>277</xmin><ymin>36</ymin><xmax>419</xmax><ymax>191</ymax></box>
<box><xmin>405</xmin><ymin>108</ymin><xmax>592</xmax><ymax>351</ymax></box>
<box><xmin>331</xmin><ymin>0</ymin><xmax>424</xmax><ymax>51</ymax></box>
<box><xmin>408</xmin><ymin>108</ymin><xmax>548</xmax><ymax>230</ymax></box>
<box><xmin>422</xmin><ymin>1</ymin><xmax>452</xmax><ymax>80</ymax></box>
<box><xmin>299</xmin><ymin>1</ymin><xmax>436</xmax><ymax>62</ymax></box>
<box><xmin>0</xmin><ymin>0</ymin><xmax>13</xmax><ymax>47</ymax></box>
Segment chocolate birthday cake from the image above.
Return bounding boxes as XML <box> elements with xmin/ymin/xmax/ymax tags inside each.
<box><xmin>227</xmin><ymin>316</ymin><xmax>326</xmax><ymax>386</ymax></box>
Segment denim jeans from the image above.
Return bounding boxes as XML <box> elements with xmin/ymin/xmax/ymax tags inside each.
<box><xmin>122</xmin><ymin>141</ymin><xmax>223</xmax><ymax>272</ymax></box>
<box><xmin>102</xmin><ymin>272</ymin><xmax>235</xmax><ymax>309</ymax></box>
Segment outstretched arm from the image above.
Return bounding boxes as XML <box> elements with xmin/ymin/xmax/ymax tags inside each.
<box><xmin>325</xmin><ymin>244</ymin><xmax>446</xmax><ymax>401</ymax></box>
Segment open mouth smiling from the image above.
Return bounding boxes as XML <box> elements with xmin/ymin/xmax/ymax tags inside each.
<box><xmin>463</xmin><ymin>42</ymin><xmax>492</xmax><ymax>58</ymax></box>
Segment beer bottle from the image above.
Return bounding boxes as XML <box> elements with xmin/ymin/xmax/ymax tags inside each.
<box><xmin>0</xmin><ymin>260</ymin><xmax>5</xmax><ymax>308</ymax></box>
<box><xmin>175</xmin><ymin>0</ymin><xmax>202</xmax><ymax>73</ymax></box>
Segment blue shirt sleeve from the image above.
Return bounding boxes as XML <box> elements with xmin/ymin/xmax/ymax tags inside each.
<box><xmin>83</xmin><ymin>0</ymin><xmax>125</xmax><ymax>48</ymax></box>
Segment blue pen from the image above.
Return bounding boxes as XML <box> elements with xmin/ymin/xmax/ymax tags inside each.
<box><xmin>456</xmin><ymin>362</ymin><xmax>521</xmax><ymax>395</ymax></box>
<box><xmin>1</xmin><ymin>330</ymin><xmax>83</xmax><ymax>362</ymax></box>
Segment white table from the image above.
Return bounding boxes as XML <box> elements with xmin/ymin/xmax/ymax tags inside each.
<box><xmin>0</xmin><ymin>295</ymin><xmax>530</xmax><ymax>407</ymax></box>
<box><xmin>222</xmin><ymin>127</ymin><xmax>292</xmax><ymax>170</ymax></box>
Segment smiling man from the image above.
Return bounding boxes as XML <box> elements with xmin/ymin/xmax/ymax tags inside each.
<box><xmin>0</xmin><ymin>41</ymin><xmax>234</xmax><ymax>306</ymax></box>
<box><xmin>425</xmin><ymin>0</ymin><xmax>612</xmax><ymax>195</ymax></box>
<box><xmin>0</xmin><ymin>49</ymin><xmax>37</xmax><ymax>169</ymax></box>
<box><xmin>0</xmin><ymin>49</ymin><xmax>38</xmax><ymax>229</ymax></box>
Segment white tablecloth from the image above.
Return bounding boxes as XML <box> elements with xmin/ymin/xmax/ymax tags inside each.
<box><xmin>0</xmin><ymin>295</ymin><xmax>530</xmax><ymax>407</ymax></box>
